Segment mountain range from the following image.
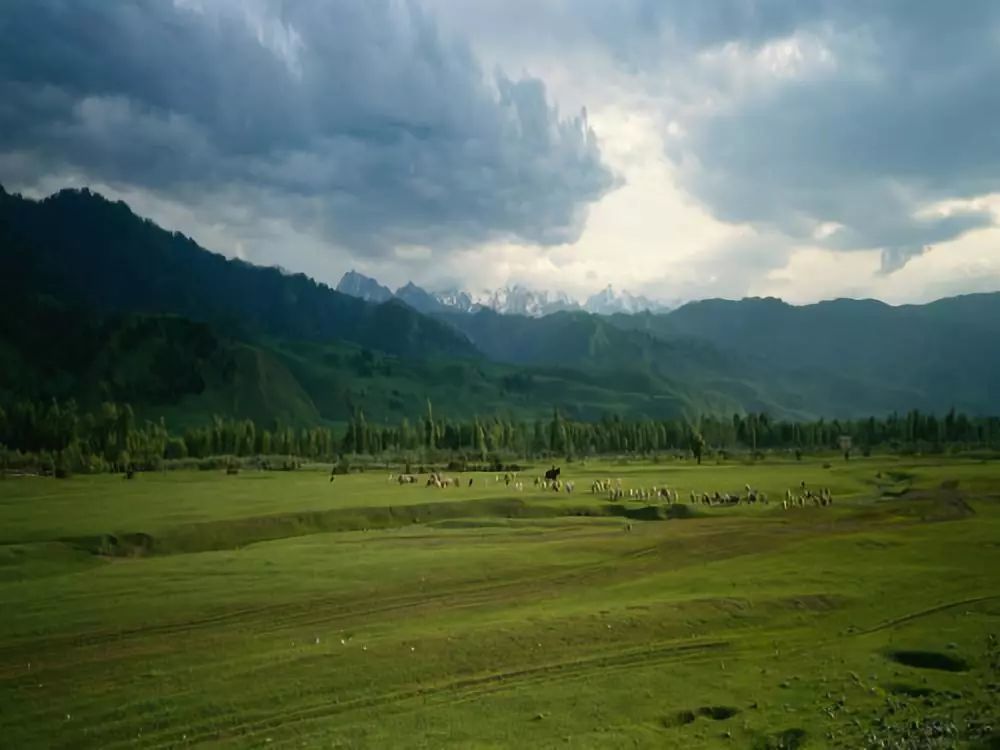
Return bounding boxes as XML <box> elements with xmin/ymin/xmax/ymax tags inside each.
<box><xmin>335</xmin><ymin>270</ymin><xmax>671</xmax><ymax>317</ymax></box>
<box><xmin>2</xmin><ymin>184</ymin><xmax>998</xmax><ymax>428</ymax></box>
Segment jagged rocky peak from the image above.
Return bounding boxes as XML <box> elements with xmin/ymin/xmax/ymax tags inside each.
<box><xmin>583</xmin><ymin>284</ymin><xmax>671</xmax><ymax>315</ymax></box>
<box><xmin>471</xmin><ymin>285</ymin><xmax>579</xmax><ymax>317</ymax></box>
<box><xmin>433</xmin><ymin>288</ymin><xmax>479</xmax><ymax>313</ymax></box>
<box><xmin>335</xmin><ymin>270</ymin><xmax>393</xmax><ymax>303</ymax></box>
<box><xmin>336</xmin><ymin>270</ymin><xmax>671</xmax><ymax>317</ymax></box>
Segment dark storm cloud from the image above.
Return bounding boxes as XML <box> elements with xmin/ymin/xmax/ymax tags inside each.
<box><xmin>644</xmin><ymin>1</ymin><xmax>1000</xmax><ymax>270</ymax></box>
<box><xmin>0</xmin><ymin>0</ymin><xmax>615</xmax><ymax>253</ymax></box>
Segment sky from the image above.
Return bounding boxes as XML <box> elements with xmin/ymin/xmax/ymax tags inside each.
<box><xmin>1</xmin><ymin>0</ymin><xmax>999</xmax><ymax>305</ymax></box>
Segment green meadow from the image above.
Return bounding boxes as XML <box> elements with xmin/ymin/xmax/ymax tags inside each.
<box><xmin>1</xmin><ymin>456</ymin><xmax>998</xmax><ymax>748</ymax></box>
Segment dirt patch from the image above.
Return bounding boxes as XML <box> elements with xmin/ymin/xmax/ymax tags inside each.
<box><xmin>663</xmin><ymin>705</ymin><xmax>739</xmax><ymax>727</ymax></box>
<box><xmin>855</xmin><ymin>538</ymin><xmax>902</xmax><ymax>549</ymax></box>
<box><xmin>884</xmin><ymin>484</ymin><xmax>975</xmax><ymax>520</ymax></box>
<box><xmin>664</xmin><ymin>709</ymin><xmax>697</xmax><ymax>727</ymax></box>
<box><xmin>887</xmin><ymin>649</ymin><xmax>970</xmax><ymax>672</ymax></box>
<box><xmin>428</xmin><ymin>519</ymin><xmax>511</xmax><ymax>529</ymax></box>
<box><xmin>887</xmin><ymin>682</ymin><xmax>937</xmax><ymax>698</ymax></box>
<box><xmin>780</xmin><ymin>594</ymin><xmax>845</xmax><ymax>612</ymax></box>
<box><xmin>698</xmin><ymin>705</ymin><xmax>740</xmax><ymax>720</ymax></box>
<box><xmin>753</xmin><ymin>727</ymin><xmax>808</xmax><ymax>749</ymax></box>
<box><xmin>665</xmin><ymin>503</ymin><xmax>698</xmax><ymax>519</ymax></box>
<box><xmin>62</xmin><ymin>532</ymin><xmax>155</xmax><ymax>557</ymax></box>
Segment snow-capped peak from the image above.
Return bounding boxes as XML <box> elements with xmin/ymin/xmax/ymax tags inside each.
<box><xmin>582</xmin><ymin>284</ymin><xmax>668</xmax><ymax>315</ymax></box>
<box><xmin>335</xmin><ymin>272</ymin><xmax>671</xmax><ymax>317</ymax></box>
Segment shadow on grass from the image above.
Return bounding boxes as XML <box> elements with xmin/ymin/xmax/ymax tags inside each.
<box><xmin>886</xmin><ymin>649</ymin><xmax>970</xmax><ymax>672</ymax></box>
<box><xmin>61</xmin><ymin>498</ymin><xmax>702</xmax><ymax>557</ymax></box>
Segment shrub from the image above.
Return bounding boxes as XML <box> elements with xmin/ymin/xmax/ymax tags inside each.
<box><xmin>54</xmin><ymin>456</ymin><xmax>73</xmax><ymax>479</ymax></box>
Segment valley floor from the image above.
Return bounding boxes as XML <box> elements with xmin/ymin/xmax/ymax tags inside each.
<box><xmin>1</xmin><ymin>457</ymin><xmax>998</xmax><ymax>748</ymax></box>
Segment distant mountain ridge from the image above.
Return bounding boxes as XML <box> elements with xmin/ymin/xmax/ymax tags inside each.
<box><xmin>3</xmin><ymin>184</ymin><xmax>1000</xmax><ymax>426</ymax></box>
<box><xmin>334</xmin><ymin>271</ymin><xmax>672</xmax><ymax>317</ymax></box>
<box><xmin>0</xmin><ymin>187</ymin><xmax>478</xmax><ymax>361</ymax></box>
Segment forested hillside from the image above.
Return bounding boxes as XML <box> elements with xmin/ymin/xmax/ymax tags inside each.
<box><xmin>0</xmin><ymin>186</ymin><xmax>476</xmax><ymax>361</ymax></box>
<box><xmin>2</xmin><ymin>186</ymin><xmax>999</xmax><ymax>428</ymax></box>
<box><xmin>607</xmin><ymin>295</ymin><xmax>1000</xmax><ymax>415</ymax></box>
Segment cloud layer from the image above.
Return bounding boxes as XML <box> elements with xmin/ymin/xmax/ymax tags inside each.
<box><xmin>664</xmin><ymin>2</ymin><xmax>1000</xmax><ymax>272</ymax></box>
<box><xmin>0</xmin><ymin>0</ymin><xmax>614</xmax><ymax>254</ymax></box>
<box><xmin>2</xmin><ymin>0</ymin><xmax>998</xmax><ymax>301</ymax></box>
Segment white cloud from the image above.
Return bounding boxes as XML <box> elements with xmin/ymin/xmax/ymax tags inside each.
<box><xmin>2</xmin><ymin>0</ymin><xmax>998</xmax><ymax>306</ymax></box>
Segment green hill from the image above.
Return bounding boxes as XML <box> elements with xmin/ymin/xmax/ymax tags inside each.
<box><xmin>607</xmin><ymin>294</ymin><xmax>1000</xmax><ymax>415</ymax></box>
<box><xmin>2</xmin><ymin>184</ymin><xmax>998</xmax><ymax>426</ymax></box>
<box><xmin>0</xmin><ymin>186</ymin><xmax>476</xmax><ymax>361</ymax></box>
<box><xmin>0</xmin><ymin>292</ymin><xmax>732</xmax><ymax>427</ymax></box>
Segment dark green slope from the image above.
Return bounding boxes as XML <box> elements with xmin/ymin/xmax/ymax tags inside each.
<box><xmin>436</xmin><ymin>310</ymin><xmax>818</xmax><ymax>419</ymax></box>
<box><xmin>263</xmin><ymin>337</ymin><xmax>712</xmax><ymax>423</ymax></box>
<box><xmin>0</xmin><ymin>186</ymin><xmax>476</xmax><ymax>361</ymax></box>
<box><xmin>0</xmin><ymin>295</ymin><xmax>725</xmax><ymax>426</ymax></box>
<box><xmin>0</xmin><ymin>266</ymin><xmax>714</xmax><ymax>425</ymax></box>
<box><xmin>0</xmin><ymin>289</ymin><xmax>320</xmax><ymax>428</ymax></box>
<box><xmin>0</xmin><ymin>187</ymin><xmax>737</xmax><ymax>424</ymax></box>
<box><xmin>3</xmin><ymin>184</ymin><xmax>997</xmax><ymax>423</ymax></box>
<box><xmin>608</xmin><ymin>294</ymin><xmax>1000</xmax><ymax>415</ymax></box>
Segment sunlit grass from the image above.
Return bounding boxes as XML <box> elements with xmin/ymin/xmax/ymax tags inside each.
<box><xmin>1</xmin><ymin>456</ymin><xmax>998</xmax><ymax>747</ymax></box>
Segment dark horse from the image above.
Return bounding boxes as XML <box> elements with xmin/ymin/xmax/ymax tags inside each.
<box><xmin>544</xmin><ymin>466</ymin><xmax>561</xmax><ymax>481</ymax></box>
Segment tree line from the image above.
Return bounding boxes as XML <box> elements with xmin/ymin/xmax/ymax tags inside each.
<box><xmin>2</xmin><ymin>398</ymin><xmax>999</xmax><ymax>475</ymax></box>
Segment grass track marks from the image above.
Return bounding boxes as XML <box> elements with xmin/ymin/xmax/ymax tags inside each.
<box><xmin>858</xmin><ymin>594</ymin><xmax>1000</xmax><ymax>635</ymax></box>
<box><xmin>139</xmin><ymin>639</ymin><xmax>731</xmax><ymax>749</ymax></box>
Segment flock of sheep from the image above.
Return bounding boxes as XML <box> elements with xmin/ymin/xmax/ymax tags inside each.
<box><xmin>387</xmin><ymin>469</ymin><xmax>835</xmax><ymax>511</ymax></box>
<box><xmin>783</xmin><ymin>483</ymin><xmax>835</xmax><ymax>509</ymax></box>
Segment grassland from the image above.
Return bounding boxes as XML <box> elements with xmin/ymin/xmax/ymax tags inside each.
<box><xmin>1</xmin><ymin>456</ymin><xmax>998</xmax><ymax>748</ymax></box>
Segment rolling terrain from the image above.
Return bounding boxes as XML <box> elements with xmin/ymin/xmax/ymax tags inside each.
<box><xmin>1</xmin><ymin>456</ymin><xmax>998</xmax><ymax>747</ymax></box>
<box><xmin>2</xmin><ymin>185</ymin><xmax>1000</xmax><ymax>428</ymax></box>
<box><xmin>0</xmin><ymin>186</ymin><xmax>476</xmax><ymax>362</ymax></box>
<box><xmin>608</xmin><ymin>296</ymin><xmax>1000</xmax><ymax>416</ymax></box>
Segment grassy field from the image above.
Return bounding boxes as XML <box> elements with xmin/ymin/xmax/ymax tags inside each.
<box><xmin>1</xmin><ymin>456</ymin><xmax>998</xmax><ymax>748</ymax></box>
